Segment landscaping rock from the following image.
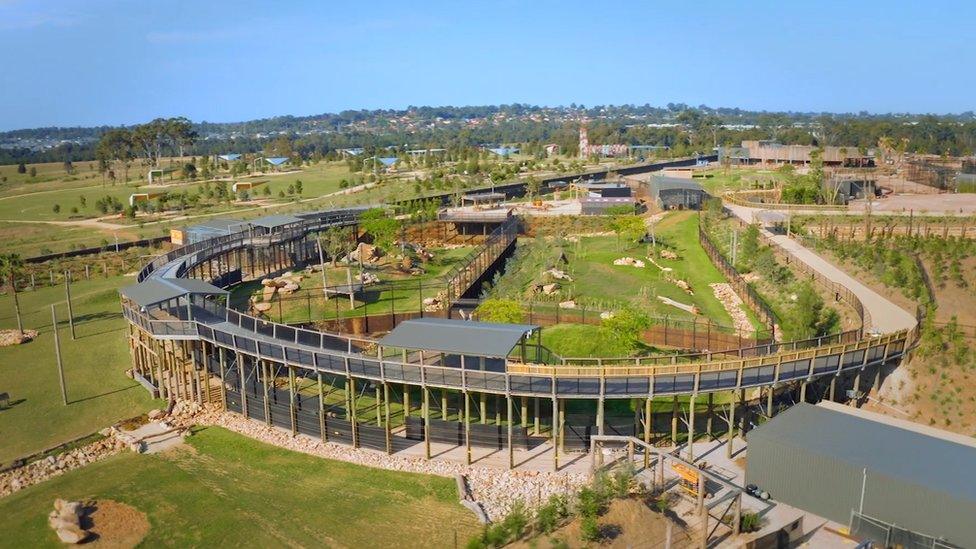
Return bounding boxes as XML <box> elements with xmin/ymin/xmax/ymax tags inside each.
<box><xmin>0</xmin><ymin>328</ymin><xmax>38</xmax><ymax>347</ymax></box>
<box><xmin>558</xmin><ymin>300</ymin><xmax>576</xmax><ymax>309</ymax></box>
<box><xmin>55</xmin><ymin>525</ymin><xmax>88</xmax><ymax>544</ymax></box>
<box><xmin>147</xmin><ymin>409</ymin><xmax>165</xmax><ymax>421</ymax></box>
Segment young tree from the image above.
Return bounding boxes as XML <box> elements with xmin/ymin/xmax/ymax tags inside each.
<box><xmin>319</xmin><ymin>227</ymin><xmax>351</xmax><ymax>267</ymax></box>
<box><xmin>16</xmin><ymin>162</ymin><xmax>26</xmax><ymax>174</ymax></box>
<box><xmin>29</xmin><ymin>166</ymin><xmax>36</xmax><ymax>178</ymax></box>
<box><xmin>607</xmin><ymin>208</ymin><xmax>645</xmax><ymax>249</ymax></box>
<box><xmin>600</xmin><ymin>307</ymin><xmax>651</xmax><ymax>353</ymax></box>
<box><xmin>360</xmin><ymin>208</ymin><xmax>400</xmax><ymax>253</ymax></box>
<box><xmin>476</xmin><ymin>298</ymin><xmax>525</xmax><ymax>324</ymax></box>
<box><xmin>0</xmin><ymin>254</ymin><xmax>25</xmax><ymax>335</ymax></box>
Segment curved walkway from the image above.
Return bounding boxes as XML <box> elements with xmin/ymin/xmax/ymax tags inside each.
<box><xmin>725</xmin><ymin>202</ymin><xmax>918</xmax><ymax>335</ymax></box>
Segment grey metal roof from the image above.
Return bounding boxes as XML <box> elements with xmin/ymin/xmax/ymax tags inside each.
<box><xmin>120</xmin><ymin>278</ymin><xmax>228</xmax><ymax>308</ymax></box>
<box><xmin>379</xmin><ymin>317</ymin><xmax>538</xmax><ymax>357</ymax></box>
<box><xmin>463</xmin><ymin>192</ymin><xmax>506</xmax><ymax>202</ymax></box>
<box><xmin>248</xmin><ymin>214</ymin><xmax>304</xmax><ymax>229</ymax></box>
<box><xmin>185</xmin><ymin>218</ymin><xmax>246</xmax><ymax>233</ymax></box>
<box><xmin>748</xmin><ymin>402</ymin><xmax>976</xmax><ymax>504</ymax></box>
<box><xmin>649</xmin><ymin>175</ymin><xmax>704</xmax><ymax>192</ymax></box>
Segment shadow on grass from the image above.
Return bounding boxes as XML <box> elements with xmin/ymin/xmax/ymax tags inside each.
<box><xmin>69</xmin><ymin>383</ymin><xmax>141</xmax><ymax>405</ymax></box>
<box><xmin>0</xmin><ymin>398</ymin><xmax>27</xmax><ymax>411</ymax></box>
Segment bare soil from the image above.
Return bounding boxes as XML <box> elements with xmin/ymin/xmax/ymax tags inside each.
<box><xmin>81</xmin><ymin>499</ymin><xmax>150</xmax><ymax>548</ymax></box>
<box><xmin>514</xmin><ymin>498</ymin><xmax>694</xmax><ymax>548</ymax></box>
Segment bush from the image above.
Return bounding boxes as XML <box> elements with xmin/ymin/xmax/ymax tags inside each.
<box><xmin>477</xmin><ymin>298</ymin><xmax>525</xmax><ymax>324</ymax></box>
<box><xmin>535</xmin><ymin>495</ymin><xmax>570</xmax><ymax>534</ymax></box>
<box><xmin>579</xmin><ymin>515</ymin><xmax>601</xmax><ymax>543</ymax></box>
<box><xmin>740</xmin><ymin>511</ymin><xmax>763</xmax><ymax>533</ymax></box>
<box><xmin>502</xmin><ymin>501</ymin><xmax>529</xmax><ymax>540</ymax></box>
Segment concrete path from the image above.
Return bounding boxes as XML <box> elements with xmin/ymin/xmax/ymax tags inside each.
<box><xmin>725</xmin><ymin>203</ymin><xmax>918</xmax><ymax>335</ymax></box>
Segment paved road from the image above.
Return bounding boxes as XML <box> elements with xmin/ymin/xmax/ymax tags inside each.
<box><xmin>726</xmin><ymin>203</ymin><xmax>918</xmax><ymax>335</ymax></box>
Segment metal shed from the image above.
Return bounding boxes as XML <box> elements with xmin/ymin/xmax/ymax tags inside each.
<box><xmin>648</xmin><ymin>176</ymin><xmax>705</xmax><ymax>210</ymax></box>
<box><xmin>745</xmin><ymin>402</ymin><xmax>976</xmax><ymax>547</ymax></box>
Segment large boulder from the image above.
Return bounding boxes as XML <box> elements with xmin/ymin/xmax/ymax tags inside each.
<box><xmin>55</xmin><ymin>525</ymin><xmax>88</xmax><ymax>544</ymax></box>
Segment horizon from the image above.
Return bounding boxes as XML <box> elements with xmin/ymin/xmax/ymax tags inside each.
<box><xmin>1</xmin><ymin>0</ymin><xmax>975</xmax><ymax>131</ymax></box>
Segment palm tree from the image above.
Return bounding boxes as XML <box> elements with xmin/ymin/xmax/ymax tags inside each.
<box><xmin>0</xmin><ymin>254</ymin><xmax>25</xmax><ymax>335</ymax></box>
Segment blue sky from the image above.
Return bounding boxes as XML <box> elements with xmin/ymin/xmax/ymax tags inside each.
<box><xmin>1</xmin><ymin>0</ymin><xmax>973</xmax><ymax>130</ymax></box>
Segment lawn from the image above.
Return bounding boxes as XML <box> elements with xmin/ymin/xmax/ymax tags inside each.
<box><xmin>500</xmin><ymin>211</ymin><xmax>758</xmax><ymax>328</ymax></box>
<box><xmin>0</xmin><ymin>275</ymin><xmax>158</xmax><ymax>465</ymax></box>
<box><xmin>229</xmin><ymin>245</ymin><xmax>477</xmax><ymax>322</ymax></box>
<box><xmin>0</xmin><ymin>426</ymin><xmax>479</xmax><ymax>547</ymax></box>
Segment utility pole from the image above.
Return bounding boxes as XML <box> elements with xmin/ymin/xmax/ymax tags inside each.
<box><xmin>51</xmin><ymin>304</ymin><xmax>67</xmax><ymax>406</ymax></box>
<box><xmin>64</xmin><ymin>271</ymin><xmax>76</xmax><ymax>340</ymax></box>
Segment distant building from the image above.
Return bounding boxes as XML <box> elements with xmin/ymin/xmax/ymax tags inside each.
<box><xmin>648</xmin><ymin>175</ymin><xmax>705</xmax><ymax>210</ymax></box>
<box><xmin>823</xmin><ymin>175</ymin><xmax>878</xmax><ymax>204</ymax></box>
<box><xmin>730</xmin><ymin>141</ymin><xmax>874</xmax><ymax>167</ymax></box>
<box><xmin>746</xmin><ymin>402</ymin><xmax>976</xmax><ymax>548</ymax></box>
<box><xmin>580</xmin><ymin>196</ymin><xmax>636</xmax><ymax>215</ymax></box>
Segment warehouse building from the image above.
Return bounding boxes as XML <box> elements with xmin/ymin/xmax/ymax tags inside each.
<box><xmin>648</xmin><ymin>176</ymin><xmax>705</xmax><ymax>210</ymax></box>
<box><xmin>746</xmin><ymin>402</ymin><xmax>976</xmax><ymax>547</ymax></box>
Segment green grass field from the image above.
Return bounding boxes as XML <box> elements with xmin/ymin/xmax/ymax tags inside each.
<box><xmin>229</xmin><ymin>245</ymin><xmax>477</xmax><ymax>322</ymax></box>
<box><xmin>0</xmin><ymin>275</ymin><xmax>158</xmax><ymax>465</ymax></box>
<box><xmin>0</xmin><ymin>426</ymin><xmax>478</xmax><ymax>547</ymax></box>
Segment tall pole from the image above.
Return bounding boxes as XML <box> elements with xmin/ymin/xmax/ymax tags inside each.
<box><xmin>64</xmin><ymin>271</ymin><xmax>76</xmax><ymax>339</ymax></box>
<box><xmin>51</xmin><ymin>304</ymin><xmax>67</xmax><ymax>405</ymax></box>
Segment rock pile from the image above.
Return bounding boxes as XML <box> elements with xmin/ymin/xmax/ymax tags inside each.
<box><xmin>709</xmin><ymin>283</ymin><xmax>752</xmax><ymax>334</ymax></box>
<box><xmin>544</xmin><ymin>268</ymin><xmax>573</xmax><ymax>281</ymax></box>
<box><xmin>0</xmin><ymin>329</ymin><xmax>38</xmax><ymax>347</ymax></box>
<box><xmin>1</xmin><ymin>436</ymin><xmax>126</xmax><ymax>498</ymax></box>
<box><xmin>168</xmin><ymin>402</ymin><xmax>588</xmax><ymax>520</ymax></box>
<box><xmin>612</xmin><ymin>257</ymin><xmax>645</xmax><ymax>268</ymax></box>
<box><xmin>48</xmin><ymin>499</ymin><xmax>88</xmax><ymax>544</ymax></box>
<box><xmin>422</xmin><ymin>291</ymin><xmax>448</xmax><ymax>312</ymax></box>
<box><xmin>659</xmin><ymin>249</ymin><xmax>679</xmax><ymax>260</ymax></box>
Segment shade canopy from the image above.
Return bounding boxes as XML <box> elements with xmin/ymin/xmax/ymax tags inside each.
<box><xmin>248</xmin><ymin>214</ymin><xmax>304</xmax><ymax>230</ymax></box>
<box><xmin>264</xmin><ymin>157</ymin><xmax>289</xmax><ymax>165</ymax></box>
<box><xmin>120</xmin><ymin>278</ymin><xmax>227</xmax><ymax>308</ymax></box>
<box><xmin>379</xmin><ymin>318</ymin><xmax>538</xmax><ymax>358</ymax></box>
<box><xmin>218</xmin><ymin>153</ymin><xmax>241</xmax><ymax>161</ymax></box>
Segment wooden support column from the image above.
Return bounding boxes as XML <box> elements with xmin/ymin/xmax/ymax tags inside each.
<box><xmin>403</xmin><ymin>384</ymin><xmax>410</xmax><ymax>417</ymax></box>
<box><xmin>732</xmin><ymin>492</ymin><xmax>742</xmax><ymax>536</ymax></box>
<box><xmin>464</xmin><ymin>391</ymin><xmax>472</xmax><ymax>465</ymax></box>
<box><xmin>288</xmin><ymin>366</ymin><xmax>297</xmax><ymax>436</ymax></box>
<box><xmin>829</xmin><ymin>375</ymin><xmax>837</xmax><ymax>401</ymax></box>
<box><xmin>687</xmin><ymin>394</ymin><xmax>696</xmax><ymax>462</ymax></box>
<box><xmin>507</xmin><ymin>394</ymin><xmax>514</xmax><ymax>470</ymax></box>
<box><xmin>533</xmin><ymin>397</ymin><xmax>540</xmax><ymax>436</ymax></box>
<box><xmin>671</xmin><ymin>395</ymin><xmax>679</xmax><ymax>444</ymax></box>
<box><xmin>643</xmin><ymin>397</ymin><xmax>652</xmax><ymax>469</ymax></box>
<box><xmin>218</xmin><ymin>347</ymin><xmax>227</xmax><ymax>411</ymax></box>
<box><xmin>318</xmin><ymin>372</ymin><xmax>327</xmax><ymax>442</ymax></box>
<box><xmin>240</xmin><ymin>356</ymin><xmax>249</xmax><ymax>417</ymax></box>
<box><xmin>423</xmin><ymin>387</ymin><xmax>431</xmax><ymax>459</ymax></box>
<box><xmin>766</xmin><ymin>384</ymin><xmax>774</xmax><ymax>417</ymax></box>
<box><xmin>552</xmin><ymin>397</ymin><xmax>560</xmax><ymax>471</ymax></box>
<box><xmin>596</xmin><ymin>394</ymin><xmax>605</xmax><ymax>436</ymax></box>
<box><xmin>441</xmin><ymin>389</ymin><xmax>448</xmax><ymax>420</ymax></box>
<box><xmin>261</xmin><ymin>360</ymin><xmax>271</xmax><ymax>426</ymax></box>
<box><xmin>480</xmin><ymin>392</ymin><xmax>487</xmax><ymax>424</ymax></box>
<box><xmin>349</xmin><ymin>377</ymin><xmax>358</xmax><ymax>448</ymax></box>
<box><xmin>705</xmin><ymin>393</ymin><xmax>714</xmax><ymax>438</ymax></box>
<box><xmin>799</xmin><ymin>380</ymin><xmax>808</xmax><ymax>403</ymax></box>
<box><xmin>383</xmin><ymin>383</ymin><xmax>392</xmax><ymax>455</ymax></box>
<box><xmin>851</xmin><ymin>370</ymin><xmax>862</xmax><ymax>407</ymax></box>
<box><xmin>726</xmin><ymin>395</ymin><xmax>737</xmax><ymax>459</ymax></box>
<box><xmin>376</xmin><ymin>385</ymin><xmax>383</xmax><ymax>426</ymax></box>
<box><xmin>520</xmin><ymin>397</ymin><xmax>528</xmax><ymax>429</ymax></box>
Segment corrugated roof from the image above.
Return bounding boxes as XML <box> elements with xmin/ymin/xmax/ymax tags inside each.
<box><xmin>650</xmin><ymin>175</ymin><xmax>704</xmax><ymax>191</ymax></box>
<box><xmin>265</xmin><ymin>157</ymin><xmax>289</xmax><ymax>165</ymax></box>
<box><xmin>748</xmin><ymin>402</ymin><xmax>976</xmax><ymax>503</ymax></box>
<box><xmin>379</xmin><ymin>317</ymin><xmax>538</xmax><ymax>357</ymax></box>
<box><xmin>120</xmin><ymin>278</ymin><xmax>227</xmax><ymax>308</ymax></box>
<box><xmin>248</xmin><ymin>214</ymin><xmax>304</xmax><ymax>229</ymax></box>
<box><xmin>185</xmin><ymin>218</ymin><xmax>246</xmax><ymax>233</ymax></box>
<box><xmin>218</xmin><ymin>153</ymin><xmax>241</xmax><ymax>161</ymax></box>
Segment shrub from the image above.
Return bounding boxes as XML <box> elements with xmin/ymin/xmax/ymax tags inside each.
<box><xmin>502</xmin><ymin>501</ymin><xmax>529</xmax><ymax>540</ymax></box>
<box><xmin>579</xmin><ymin>515</ymin><xmax>601</xmax><ymax>543</ymax></box>
<box><xmin>535</xmin><ymin>495</ymin><xmax>570</xmax><ymax>534</ymax></box>
<box><xmin>740</xmin><ymin>511</ymin><xmax>763</xmax><ymax>533</ymax></box>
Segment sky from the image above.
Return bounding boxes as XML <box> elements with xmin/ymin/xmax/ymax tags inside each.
<box><xmin>1</xmin><ymin>0</ymin><xmax>974</xmax><ymax>130</ymax></box>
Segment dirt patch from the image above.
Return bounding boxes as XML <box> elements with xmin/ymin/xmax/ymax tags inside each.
<box><xmin>0</xmin><ymin>328</ymin><xmax>37</xmax><ymax>347</ymax></box>
<box><xmin>515</xmin><ymin>498</ymin><xmax>694</xmax><ymax>548</ymax></box>
<box><xmin>80</xmin><ymin>499</ymin><xmax>150</xmax><ymax>548</ymax></box>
